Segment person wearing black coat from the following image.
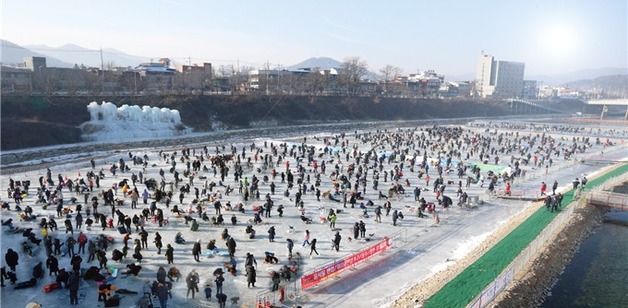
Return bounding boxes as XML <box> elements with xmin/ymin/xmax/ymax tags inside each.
<box><xmin>70</xmin><ymin>254</ymin><xmax>82</xmax><ymax>272</ymax></box>
<box><xmin>309</xmin><ymin>238</ymin><xmax>319</xmax><ymax>256</ymax></box>
<box><xmin>139</xmin><ymin>228</ymin><xmax>149</xmax><ymax>249</ymax></box>
<box><xmin>123</xmin><ymin>263</ymin><xmax>142</xmax><ymax>276</ymax></box>
<box><xmin>46</xmin><ymin>255</ymin><xmax>59</xmax><ymax>276</ymax></box>
<box><xmin>286</xmin><ymin>239</ymin><xmax>294</xmax><ymax>259</ymax></box>
<box><xmin>5</xmin><ymin>249</ymin><xmax>18</xmax><ymax>271</ymax></box>
<box><xmin>217</xmin><ymin>292</ymin><xmax>227</xmax><ymax>308</ymax></box>
<box><xmin>192</xmin><ymin>240</ymin><xmax>201</xmax><ymax>262</ymax></box>
<box><xmin>359</xmin><ymin>220</ymin><xmax>366</xmax><ymax>238</ymax></box>
<box><xmin>56</xmin><ymin>268</ymin><xmax>69</xmax><ymax>288</ymax></box>
<box><xmin>155</xmin><ymin>282</ymin><xmax>171</xmax><ymax>308</ymax></box>
<box><xmin>96</xmin><ymin>250</ymin><xmax>107</xmax><ymax>269</ymax></box>
<box><xmin>333</xmin><ymin>232</ymin><xmax>342</xmax><ymax>252</ymax></box>
<box><xmin>157</xmin><ymin>266</ymin><xmax>167</xmax><ymax>283</ymax></box>
<box><xmin>271</xmin><ymin>271</ymin><xmax>280</xmax><ymax>291</ymax></box>
<box><xmin>65</xmin><ymin>218</ymin><xmax>74</xmax><ymax>235</ymax></box>
<box><xmin>353</xmin><ymin>222</ymin><xmax>360</xmax><ymax>239</ymax></box>
<box><xmin>154</xmin><ymin>232</ymin><xmax>163</xmax><ymax>254</ymax></box>
<box><xmin>268</xmin><ymin>226</ymin><xmax>276</xmax><ymax>242</ymax></box>
<box><xmin>165</xmin><ymin>244</ymin><xmax>174</xmax><ymax>264</ymax></box>
<box><xmin>100</xmin><ymin>215</ymin><xmax>107</xmax><ymax>231</ymax></box>
<box><xmin>111</xmin><ymin>249</ymin><xmax>123</xmax><ymax>262</ymax></box>
<box><xmin>246</xmin><ymin>265</ymin><xmax>256</xmax><ymax>288</ymax></box>
<box><xmin>68</xmin><ymin>271</ymin><xmax>80</xmax><ymax>305</ymax></box>
<box><xmin>32</xmin><ymin>262</ymin><xmax>44</xmax><ymax>280</ymax></box>
<box><xmin>227</xmin><ymin>238</ymin><xmax>237</xmax><ymax>257</ymax></box>
<box><xmin>44</xmin><ymin>237</ymin><xmax>53</xmax><ymax>257</ymax></box>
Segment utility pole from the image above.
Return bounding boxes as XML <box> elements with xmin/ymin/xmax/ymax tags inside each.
<box><xmin>265</xmin><ymin>60</ymin><xmax>270</xmax><ymax>95</ymax></box>
<box><xmin>100</xmin><ymin>48</ymin><xmax>105</xmax><ymax>93</ymax></box>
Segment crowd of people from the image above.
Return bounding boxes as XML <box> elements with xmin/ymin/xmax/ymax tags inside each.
<box><xmin>0</xmin><ymin>123</ymin><xmax>613</xmax><ymax>307</ymax></box>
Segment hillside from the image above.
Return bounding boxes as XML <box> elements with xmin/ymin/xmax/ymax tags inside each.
<box><xmin>0</xmin><ymin>39</ymin><xmax>72</xmax><ymax>67</ymax></box>
<box><xmin>562</xmin><ymin>74</ymin><xmax>628</xmax><ymax>97</ymax></box>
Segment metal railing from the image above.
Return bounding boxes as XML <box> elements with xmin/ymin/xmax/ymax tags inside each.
<box><xmin>467</xmin><ymin>172</ymin><xmax>628</xmax><ymax>308</ymax></box>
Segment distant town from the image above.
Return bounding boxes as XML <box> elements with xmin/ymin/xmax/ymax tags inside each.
<box><xmin>1</xmin><ymin>52</ymin><xmax>622</xmax><ymax>100</ymax></box>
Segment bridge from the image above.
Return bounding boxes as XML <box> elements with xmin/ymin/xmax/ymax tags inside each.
<box><xmin>586</xmin><ymin>98</ymin><xmax>628</xmax><ymax>106</ymax></box>
<box><xmin>586</xmin><ymin>98</ymin><xmax>628</xmax><ymax>119</ymax></box>
<box><xmin>505</xmin><ymin>98</ymin><xmax>568</xmax><ymax>114</ymax></box>
<box><xmin>586</xmin><ymin>190</ymin><xmax>628</xmax><ymax>211</ymax></box>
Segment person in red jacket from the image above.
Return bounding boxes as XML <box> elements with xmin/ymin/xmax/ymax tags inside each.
<box><xmin>77</xmin><ymin>232</ymin><xmax>88</xmax><ymax>254</ymax></box>
<box><xmin>540</xmin><ymin>181</ymin><xmax>547</xmax><ymax>196</ymax></box>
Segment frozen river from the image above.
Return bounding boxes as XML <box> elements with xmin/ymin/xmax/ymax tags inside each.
<box><xmin>1</xmin><ymin>118</ymin><xmax>625</xmax><ymax>308</ymax></box>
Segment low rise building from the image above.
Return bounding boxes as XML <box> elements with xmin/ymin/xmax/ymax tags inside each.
<box><xmin>135</xmin><ymin>59</ymin><xmax>177</xmax><ymax>93</ymax></box>
<box><xmin>1</xmin><ymin>66</ymin><xmax>32</xmax><ymax>94</ymax></box>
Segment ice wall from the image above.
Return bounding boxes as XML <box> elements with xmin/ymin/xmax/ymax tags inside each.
<box><xmin>86</xmin><ymin>101</ymin><xmax>182</xmax><ymax>124</ymax></box>
<box><xmin>82</xmin><ymin>101</ymin><xmax>190</xmax><ymax>142</ymax></box>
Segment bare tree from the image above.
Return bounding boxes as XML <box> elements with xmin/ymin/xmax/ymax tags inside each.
<box><xmin>380</xmin><ymin>65</ymin><xmax>402</xmax><ymax>82</ymax></box>
<box><xmin>304</xmin><ymin>69</ymin><xmax>326</xmax><ymax>95</ymax></box>
<box><xmin>379</xmin><ymin>65</ymin><xmax>402</xmax><ymax>95</ymax></box>
<box><xmin>339</xmin><ymin>57</ymin><xmax>368</xmax><ymax>96</ymax></box>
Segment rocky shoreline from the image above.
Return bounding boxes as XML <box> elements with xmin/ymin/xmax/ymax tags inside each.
<box><xmin>493</xmin><ymin>204</ymin><xmax>607</xmax><ymax>308</ymax></box>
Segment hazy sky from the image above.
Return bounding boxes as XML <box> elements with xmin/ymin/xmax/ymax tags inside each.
<box><xmin>2</xmin><ymin>0</ymin><xmax>626</xmax><ymax>76</ymax></box>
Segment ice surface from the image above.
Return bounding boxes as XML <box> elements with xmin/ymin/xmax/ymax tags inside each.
<box><xmin>1</xmin><ymin>122</ymin><xmax>625</xmax><ymax>308</ymax></box>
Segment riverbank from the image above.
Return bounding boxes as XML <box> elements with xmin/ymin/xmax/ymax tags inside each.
<box><xmin>1</xmin><ymin>95</ymin><xmax>558</xmax><ymax>150</ymax></box>
<box><xmin>494</xmin><ymin>181</ymin><xmax>628</xmax><ymax>307</ymax></box>
<box><xmin>492</xmin><ymin>204</ymin><xmax>607</xmax><ymax>307</ymax></box>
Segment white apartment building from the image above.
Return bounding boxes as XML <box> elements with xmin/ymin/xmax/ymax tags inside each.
<box><xmin>475</xmin><ymin>52</ymin><xmax>525</xmax><ymax>98</ymax></box>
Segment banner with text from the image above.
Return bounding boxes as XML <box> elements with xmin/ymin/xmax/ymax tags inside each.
<box><xmin>300</xmin><ymin>237</ymin><xmax>391</xmax><ymax>289</ymax></box>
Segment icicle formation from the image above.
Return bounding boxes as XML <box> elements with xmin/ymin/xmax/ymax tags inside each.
<box><xmin>87</xmin><ymin>101</ymin><xmax>182</xmax><ymax>124</ymax></box>
<box><xmin>82</xmin><ymin>101</ymin><xmax>189</xmax><ymax>142</ymax></box>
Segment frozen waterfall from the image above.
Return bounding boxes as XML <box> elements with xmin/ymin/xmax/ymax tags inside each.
<box><xmin>81</xmin><ymin>101</ymin><xmax>190</xmax><ymax>142</ymax></box>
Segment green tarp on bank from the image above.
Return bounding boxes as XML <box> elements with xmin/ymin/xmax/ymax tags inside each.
<box><xmin>424</xmin><ymin>163</ymin><xmax>628</xmax><ymax>308</ymax></box>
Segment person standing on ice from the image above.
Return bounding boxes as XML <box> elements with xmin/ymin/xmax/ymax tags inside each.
<box><xmin>286</xmin><ymin>239</ymin><xmax>294</xmax><ymax>258</ymax></box>
<box><xmin>156</xmin><ymin>282</ymin><xmax>171</xmax><ymax>308</ymax></box>
<box><xmin>165</xmin><ymin>244</ymin><xmax>174</xmax><ymax>264</ymax></box>
<box><xmin>245</xmin><ymin>253</ymin><xmax>257</xmax><ymax>269</ymax></box>
<box><xmin>130</xmin><ymin>189</ymin><xmax>139</xmax><ymax>209</ymax></box>
<box><xmin>268</xmin><ymin>226</ymin><xmax>276</xmax><ymax>242</ymax></box>
<box><xmin>328</xmin><ymin>211</ymin><xmax>337</xmax><ymax>229</ymax></box>
<box><xmin>246</xmin><ymin>265</ymin><xmax>256</xmax><ymax>288</ymax></box>
<box><xmin>186</xmin><ymin>270</ymin><xmax>200</xmax><ymax>298</ymax></box>
<box><xmin>374</xmin><ymin>206</ymin><xmax>382</xmax><ymax>223</ymax></box>
<box><xmin>142</xmin><ymin>189</ymin><xmax>149</xmax><ymax>204</ymax></box>
<box><xmin>302</xmin><ymin>230</ymin><xmax>311</xmax><ymax>247</ymax></box>
<box><xmin>332</xmin><ymin>232</ymin><xmax>342</xmax><ymax>252</ymax></box>
<box><xmin>192</xmin><ymin>239</ymin><xmax>201</xmax><ymax>262</ymax></box>
<box><xmin>359</xmin><ymin>220</ymin><xmax>366</xmax><ymax>238</ymax></box>
<box><xmin>5</xmin><ymin>248</ymin><xmax>18</xmax><ymax>272</ymax></box>
<box><xmin>309</xmin><ymin>238</ymin><xmax>319</xmax><ymax>256</ymax></box>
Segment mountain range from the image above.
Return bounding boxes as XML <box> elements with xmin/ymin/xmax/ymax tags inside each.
<box><xmin>561</xmin><ymin>74</ymin><xmax>628</xmax><ymax>97</ymax></box>
<box><xmin>1</xmin><ymin>39</ymin><xmax>150</xmax><ymax>68</ymax></box>
<box><xmin>1</xmin><ymin>40</ymin><xmax>73</xmax><ymax>67</ymax></box>
<box><xmin>288</xmin><ymin>57</ymin><xmax>381</xmax><ymax>80</ymax></box>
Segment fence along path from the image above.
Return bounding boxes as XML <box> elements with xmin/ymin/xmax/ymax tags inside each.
<box><xmin>423</xmin><ymin>163</ymin><xmax>628</xmax><ymax>308</ymax></box>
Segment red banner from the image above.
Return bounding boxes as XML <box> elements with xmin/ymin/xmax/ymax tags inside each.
<box><xmin>300</xmin><ymin>237</ymin><xmax>391</xmax><ymax>289</ymax></box>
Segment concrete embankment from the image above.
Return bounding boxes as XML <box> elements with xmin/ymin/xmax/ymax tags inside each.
<box><xmin>1</xmin><ymin>94</ymin><xmax>559</xmax><ymax>150</ymax></box>
<box><xmin>493</xmin><ymin>204</ymin><xmax>607</xmax><ymax>307</ymax></box>
<box><xmin>393</xmin><ymin>163</ymin><xmax>628</xmax><ymax>308</ymax></box>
